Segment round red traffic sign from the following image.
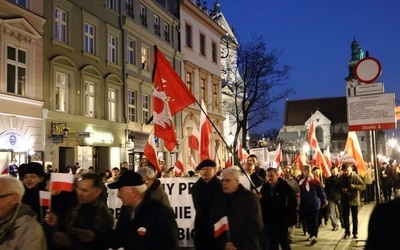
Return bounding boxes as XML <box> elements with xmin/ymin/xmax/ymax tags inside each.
<box><xmin>354</xmin><ymin>57</ymin><xmax>382</xmax><ymax>83</ymax></box>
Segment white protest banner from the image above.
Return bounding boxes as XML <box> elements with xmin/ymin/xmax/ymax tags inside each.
<box><xmin>106</xmin><ymin>183</ymin><xmax>123</xmax><ymax>228</ymax></box>
<box><xmin>160</xmin><ymin>177</ymin><xmax>197</xmax><ymax>248</ymax></box>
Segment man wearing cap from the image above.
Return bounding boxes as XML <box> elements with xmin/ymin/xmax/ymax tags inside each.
<box><xmin>191</xmin><ymin>159</ymin><xmax>223</xmax><ymax>250</ymax></box>
<box><xmin>108</xmin><ymin>170</ymin><xmax>178</xmax><ymax>250</ymax></box>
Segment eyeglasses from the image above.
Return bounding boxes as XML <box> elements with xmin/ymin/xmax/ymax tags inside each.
<box><xmin>220</xmin><ymin>178</ymin><xmax>234</xmax><ymax>183</ymax></box>
<box><xmin>0</xmin><ymin>193</ymin><xmax>14</xmax><ymax>199</ymax></box>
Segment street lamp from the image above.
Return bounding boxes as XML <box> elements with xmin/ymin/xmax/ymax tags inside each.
<box><xmin>227</xmin><ymin>132</ymin><xmax>234</xmax><ymax>147</ymax></box>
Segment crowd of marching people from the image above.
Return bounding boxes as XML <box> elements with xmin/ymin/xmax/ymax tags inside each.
<box><xmin>1</xmin><ymin>155</ymin><xmax>398</xmax><ymax>250</ymax></box>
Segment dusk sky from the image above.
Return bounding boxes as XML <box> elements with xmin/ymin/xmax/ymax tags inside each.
<box><xmin>218</xmin><ymin>0</ymin><xmax>400</xmax><ymax>133</ymax></box>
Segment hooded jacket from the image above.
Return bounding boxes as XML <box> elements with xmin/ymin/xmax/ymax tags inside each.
<box><xmin>0</xmin><ymin>203</ymin><xmax>46</xmax><ymax>249</ymax></box>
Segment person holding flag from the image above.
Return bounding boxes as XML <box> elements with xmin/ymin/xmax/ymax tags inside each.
<box><xmin>45</xmin><ymin>173</ymin><xmax>114</xmax><ymax>249</ymax></box>
<box><xmin>210</xmin><ymin>168</ymin><xmax>263</xmax><ymax>250</ymax></box>
<box><xmin>191</xmin><ymin>159</ymin><xmax>223</xmax><ymax>250</ymax></box>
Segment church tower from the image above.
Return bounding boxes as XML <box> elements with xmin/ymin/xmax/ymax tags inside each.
<box><xmin>345</xmin><ymin>38</ymin><xmax>365</xmax><ymax>97</ymax></box>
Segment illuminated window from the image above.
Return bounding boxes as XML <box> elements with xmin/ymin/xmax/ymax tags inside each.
<box><xmin>142</xmin><ymin>94</ymin><xmax>150</xmax><ymax>124</ymax></box>
<box><xmin>141</xmin><ymin>46</ymin><xmax>149</xmax><ymax>71</ymax></box>
<box><xmin>85</xmin><ymin>81</ymin><xmax>95</xmax><ymax>117</ymax></box>
<box><xmin>128</xmin><ymin>90</ymin><xmax>137</xmax><ymax>122</ymax></box>
<box><xmin>108</xmin><ymin>88</ymin><xmax>116</xmax><ymax>121</ymax></box>
<box><xmin>55</xmin><ymin>72</ymin><xmax>68</xmax><ymax>112</ymax></box>
<box><xmin>200</xmin><ymin>78</ymin><xmax>206</xmax><ymax>102</ymax></box>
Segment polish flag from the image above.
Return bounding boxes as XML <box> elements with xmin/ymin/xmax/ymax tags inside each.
<box><xmin>144</xmin><ymin>130</ymin><xmax>161</xmax><ymax>174</ymax></box>
<box><xmin>324</xmin><ymin>145</ymin><xmax>333</xmax><ymax>169</ymax></box>
<box><xmin>173</xmin><ymin>153</ymin><xmax>184</xmax><ymax>176</ymax></box>
<box><xmin>295</xmin><ymin>152</ymin><xmax>307</xmax><ymax>168</ymax></box>
<box><xmin>189</xmin><ymin>126</ymin><xmax>200</xmax><ymax>151</ymax></box>
<box><xmin>50</xmin><ymin>173</ymin><xmax>75</xmax><ymax>192</ymax></box>
<box><xmin>1</xmin><ymin>164</ymin><xmax>8</xmax><ymax>175</ymax></box>
<box><xmin>199</xmin><ymin>100</ymin><xmax>212</xmax><ymax>160</ymax></box>
<box><xmin>237</xmin><ymin>142</ymin><xmax>249</xmax><ymax>165</ymax></box>
<box><xmin>344</xmin><ymin>131</ymin><xmax>367</xmax><ymax>177</ymax></box>
<box><xmin>39</xmin><ymin>190</ymin><xmax>51</xmax><ymax>207</ymax></box>
<box><xmin>214</xmin><ymin>216</ymin><xmax>229</xmax><ymax>238</ymax></box>
<box><xmin>152</xmin><ymin>46</ymin><xmax>196</xmax><ymax>151</ymax></box>
<box><xmin>307</xmin><ymin>121</ymin><xmax>331</xmax><ymax>178</ymax></box>
<box><xmin>275</xmin><ymin>143</ymin><xmax>282</xmax><ymax>165</ymax></box>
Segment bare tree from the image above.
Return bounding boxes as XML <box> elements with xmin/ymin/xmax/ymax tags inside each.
<box><xmin>222</xmin><ymin>35</ymin><xmax>293</xmax><ymax>151</ymax></box>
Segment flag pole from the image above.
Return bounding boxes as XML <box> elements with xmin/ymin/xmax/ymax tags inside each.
<box><xmin>194</xmin><ymin>99</ymin><xmax>258</xmax><ymax>192</ymax></box>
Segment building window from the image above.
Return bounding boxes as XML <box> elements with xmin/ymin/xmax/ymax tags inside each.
<box><xmin>55</xmin><ymin>72</ymin><xmax>68</xmax><ymax>112</ymax></box>
<box><xmin>213</xmin><ymin>82</ymin><xmax>218</xmax><ymax>107</ymax></box>
<box><xmin>200</xmin><ymin>33</ymin><xmax>206</xmax><ymax>56</ymax></box>
<box><xmin>185</xmin><ymin>23</ymin><xmax>192</xmax><ymax>48</ymax></box>
<box><xmin>126</xmin><ymin>0</ymin><xmax>134</xmax><ymax>18</ymax></box>
<box><xmin>7</xmin><ymin>45</ymin><xmax>26</xmax><ymax>95</ymax></box>
<box><xmin>141</xmin><ymin>46</ymin><xmax>149</xmax><ymax>71</ymax></box>
<box><xmin>142</xmin><ymin>94</ymin><xmax>150</xmax><ymax>124</ymax></box>
<box><xmin>8</xmin><ymin>0</ymin><xmax>28</xmax><ymax>8</ymax></box>
<box><xmin>154</xmin><ymin>14</ymin><xmax>160</xmax><ymax>36</ymax></box>
<box><xmin>127</xmin><ymin>39</ymin><xmax>136</xmax><ymax>65</ymax></box>
<box><xmin>84</xmin><ymin>23</ymin><xmax>95</xmax><ymax>54</ymax></box>
<box><xmin>212</xmin><ymin>41</ymin><xmax>217</xmax><ymax>63</ymax></box>
<box><xmin>107</xmin><ymin>0</ymin><xmax>116</xmax><ymax>11</ymax></box>
<box><xmin>140</xmin><ymin>4</ymin><xmax>147</xmax><ymax>27</ymax></box>
<box><xmin>316</xmin><ymin>127</ymin><xmax>323</xmax><ymax>143</ymax></box>
<box><xmin>54</xmin><ymin>8</ymin><xmax>67</xmax><ymax>43</ymax></box>
<box><xmin>164</xmin><ymin>22</ymin><xmax>170</xmax><ymax>42</ymax></box>
<box><xmin>128</xmin><ymin>90</ymin><xmax>137</xmax><ymax>122</ymax></box>
<box><xmin>108</xmin><ymin>35</ymin><xmax>117</xmax><ymax>64</ymax></box>
<box><xmin>200</xmin><ymin>78</ymin><xmax>206</xmax><ymax>102</ymax></box>
<box><xmin>186</xmin><ymin>72</ymin><xmax>193</xmax><ymax>94</ymax></box>
<box><xmin>108</xmin><ymin>88</ymin><xmax>116</xmax><ymax>121</ymax></box>
<box><xmin>85</xmin><ymin>81</ymin><xmax>95</xmax><ymax>117</ymax></box>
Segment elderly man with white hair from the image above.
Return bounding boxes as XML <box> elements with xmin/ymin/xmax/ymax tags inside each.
<box><xmin>211</xmin><ymin>167</ymin><xmax>263</xmax><ymax>250</ymax></box>
<box><xmin>0</xmin><ymin>175</ymin><xmax>46</xmax><ymax>249</ymax></box>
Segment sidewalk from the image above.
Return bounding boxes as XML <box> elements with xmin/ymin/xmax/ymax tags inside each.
<box><xmin>291</xmin><ymin>203</ymin><xmax>376</xmax><ymax>250</ymax></box>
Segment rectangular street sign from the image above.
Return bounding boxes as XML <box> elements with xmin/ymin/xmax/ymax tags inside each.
<box><xmin>347</xmin><ymin>93</ymin><xmax>397</xmax><ymax>131</ymax></box>
<box><xmin>355</xmin><ymin>82</ymin><xmax>384</xmax><ymax>96</ymax></box>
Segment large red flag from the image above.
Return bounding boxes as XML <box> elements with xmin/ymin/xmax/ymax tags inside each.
<box><xmin>152</xmin><ymin>46</ymin><xmax>196</xmax><ymax>151</ymax></box>
<box><xmin>189</xmin><ymin>126</ymin><xmax>200</xmax><ymax>151</ymax></box>
<box><xmin>173</xmin><ymin>153</ymin><xmax>184</xmax><ymax>176</ymax></box>
<box><xmin>344</xmin><ymin>131</ymin><xmax>367</xmax><ymax>177</ymax></box>
<box><xmin>144</xmin><ymin>130</ymin><xmax>161</xmax><ymax>174</ymax></box>
<box><xmin>199</xmin><ymin>100</ymin><xmax>212</xmax><ymax>160</ymax></box>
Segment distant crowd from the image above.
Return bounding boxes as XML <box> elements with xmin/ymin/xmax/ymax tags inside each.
<box><xmin>0</xmin><ymin>155</ymin><xmax>398</xmax><ymax>249</ymax></box>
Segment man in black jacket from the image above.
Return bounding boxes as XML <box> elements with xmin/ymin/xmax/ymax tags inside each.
<box><xmin>191</xmin><ymin>159</ymin><xmax>223</xmax><ymax>250</ymax></box>
<box><xmin>108</xmin><ymin>170</ymin><xmax>178</xmax><ymax>250</ymax></box>
<box><xmin>261</xmin><ymin>167</ymin><xmax>297</xmax><ymax>250</ymax></box>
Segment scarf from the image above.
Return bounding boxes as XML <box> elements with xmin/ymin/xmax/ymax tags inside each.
<box><xmin>299</xmin><ymin>175</ymin><xmax>314</xmax><ymax>192</ymax></box>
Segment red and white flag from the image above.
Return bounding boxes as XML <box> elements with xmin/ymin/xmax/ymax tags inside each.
<box><xmin>344</xmin><ymin>131</ymin><xmax>367</xmax><ymax>177</ymax></box>
<box><xmin>214</xmin><ymin>216</ymin><xmax>229</xmax><ymax>238</ymax></box>
<box><xmin>39</xmin><ymin>190</ymin><xmax>51</xmax><ymax>207</ymax></box>
<box><xmin>295</xmin><ymin>152</ymin><xmax>308</xmax><ymax>168</ymax></box>
<box><xmin>173</xmin><ymin>153</ymin><xmax>185</xmax><ymax>176</ymax></box>
<box><xmin>199</xmin><ymin>100</ymin><xmax>212</xmax><ymax>161</ymax></box>
<box><xmin>1</xmin><ymin>164</ymin><xmax>8</xmax><ymax>175</ymax></box>
<box><xmin>275</xmin><ymin>143</ymin><xmax>282</xmax><ymax>165</ymax></box>
<box><xmin>307</xmin><ymin>121</ymin><xmax>331</xmax><ymax>178</ymax></box>
<box><xmin>50</xmin><ymin>173</ymin><xmax>75</xmax><ymax>192</ymax></box>
<box><xmin>324</xmin><ymin>145</ymin><xmax>333</xmax><ymax>169</ymax></box>
<box><xmin>152</xmin><ymin>46</ymin><xmax>196</xmax><ymax>151</ymax></box>
<box><xmin>144</xmin><ymin>130</ymin><xmax>161</xmax><ymax>174</ymax></box>
<box><xmin>189</xmin><ymin>126</ymin><xmax>200</xmax><ymax>151</ymax></box>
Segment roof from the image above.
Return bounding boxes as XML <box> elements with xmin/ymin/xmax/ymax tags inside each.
<box><xmin>283</xmin><ymin>96</ymin><xmax>347</xmax><ymax>126</ymax></box>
